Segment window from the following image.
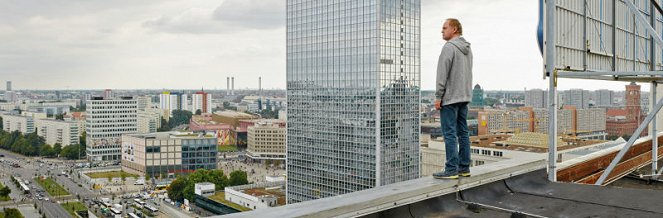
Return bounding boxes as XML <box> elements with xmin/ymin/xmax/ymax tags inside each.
<box><xmin>146</xmin><ymin>146</ymin><xmax>161</xmax><ymax>153</ymax></box>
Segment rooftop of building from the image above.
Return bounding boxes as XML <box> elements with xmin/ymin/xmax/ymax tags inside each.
<box><xmin>607</xmin><ymin>108</ymin><xmax>628</xmax><ymax>117</ymax></box>
<box><xmin>195</xmin><ymin>182</ymin><xmax>215</xmax><ymax>186</ymax></box>
<box><xmin>214</xmin><ymin>111</ymin><xmax>257</xmax><ymax>119</ymax></box>
<box><xmin>190</xmin><ymin>114</ymin><xmax>232</xmax><ymax>126</ymax></box>
<box><xmin>126</xmin><ymin>131</ymin><xmax>215</xmax><ymax>140</ymax></box>
<box><xmin>35</xmin><ymin>118</ymin><xmax>78</xmax><ymax>124</ymax></box>
<box><xmin>227</xmin><ymin>182</ymin><xmax>287</xmax><ymax>206</ymax></box>
<box><xmin>428</xmin><ymin>133</ymin><xmax>607</xmax><ymax>153</ymax></box>
<box><xmin>220</xmin><ymin>153</ymin><xmax>663</xmax><ymax>218</ymax></box>
<box><xmin>243</xmin><ymin>119</ymin><xmax>285</xmax><ymax>125</ymax></box>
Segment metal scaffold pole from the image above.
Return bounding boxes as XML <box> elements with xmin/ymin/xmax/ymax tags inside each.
<box><xmin>651</xmin><ymin>0</ymin><xmax>659</xmax><ymax>179</ymax></box>
<box><xmin>545</xmin><ymin>0</ymin><xmax>557</xmax><ymax>182</ymax></box>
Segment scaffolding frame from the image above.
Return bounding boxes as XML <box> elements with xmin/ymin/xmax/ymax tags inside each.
<box><xmin>545</xmin><ymin>0</ymin><xmax>663</xmax><ymax>184</ymax></box>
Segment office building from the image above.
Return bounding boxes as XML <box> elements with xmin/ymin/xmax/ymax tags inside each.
<box><xmin>247</xmin><ymin>121</ymin><xmax>286</xmax><ymax>160</ymax></box>
<box><xmin>286</xmin><ymin>0</ymin><xmax>421</xmax><ymax>203</ymax></box>
<box><xmin>121</xmin><ymin>132</ymin><xmax>217</xmax><ymax>178</ymax></box>
<box><xmin>86</xmin><ymin>97</ymin><xmax>138</xmax><ymax>162</ymax></box>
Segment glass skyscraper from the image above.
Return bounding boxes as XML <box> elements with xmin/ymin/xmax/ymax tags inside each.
<box><xmin>286</xmin><ymin>0</ymin><xmax>420</xmax><ymax>203</ymax></box>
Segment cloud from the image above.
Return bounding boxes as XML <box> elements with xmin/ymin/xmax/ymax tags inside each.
<box><xmin>212</xmin><ymin>0</ymin><xmax>285</xmax><ymax>29</ymax></box>
<box><xmin>143</xmin><ymin>8</ymin><xmax>223</xmax><ymax>34</ymax></box>
<box><xmin>143</xmin><ymin>0</ymin><xmax>285</xmax><ymax>34</ymax></box>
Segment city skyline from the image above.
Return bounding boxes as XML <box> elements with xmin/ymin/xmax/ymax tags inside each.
<box><xmin>1</xmin><ymin>0</ymin><xmax>646</xmax><ymax>91</ymax></box>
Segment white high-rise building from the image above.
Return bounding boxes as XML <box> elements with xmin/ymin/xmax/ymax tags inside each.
<box><xmin>86</xmin><ymin>97</ymin><xmax>138</xmax><ymax>162</ymax></box>
<box><xmin>34</xmin><ymin>119</ymin><xmax>79</xmax><ymax>146</ymax></box>
<box><xmin>159</xmin><ymin>92</ymin><xmax>188</xmax><ymax>116</ymax></box>
<box><xmin>192</xmin><ymin>92</ymin><xmax>212</xmax><ymax>114</ymax></box>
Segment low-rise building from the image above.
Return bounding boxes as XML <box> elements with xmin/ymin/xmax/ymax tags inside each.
<box><xmin>224</xmin><ymin>181</ymin><xmax>286</xmax><ymax>210</ymax></box>
<box><xmin>195</xmin><ymin>182</ymin><xmax>216</xmax><ymax>197</ymax></box>
<box><xmin>121</xmin><ymin>132</ymin><xmax>217</xmax><ymax>178</ymax></box>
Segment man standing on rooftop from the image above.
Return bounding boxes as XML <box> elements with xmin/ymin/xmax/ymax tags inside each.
<box><xmin>433</xmin><ymin>18</ymin><xmax>473</xmax><ymax>179</ymax></box>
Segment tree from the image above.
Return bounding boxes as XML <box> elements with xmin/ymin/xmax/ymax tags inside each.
<box><xmin>228</xmin><ymin>170</ymin><xmax>249</xmax><ymax>186</ymax></box>
<box><xmin>167</xmin><ymin>176</ymin><xmax>188</xmax><ymax>202</ymax></box>
<box><xmin>0</xmin><ymin>116</ymin><xmax>3</xmax><ymax>130</ymax></box>
<box><xmin>53</xmin><ymin>143</ymin><xmax>62</xmax><ymax>156</ymax></box>
<box><xmin>264</xmin><ymin>159</ymin><xmax>272</xmax><ymax>169</ymax></box>
<box><xmin>158</xmin><ymin>118</ymin><xmax>171</xmax><ymax>132</ymax></box>
<box><xmin>484</xmin><ymin>98</ymin><xmax>500</xmax><ymax>107</ymax></box>
<box><xmin>209</xmin><ymin>170</ymin><xmax>228</xmax><ymax>191</ymax></box>
<box><xmin>79</xmin><ymin>132</ymin><xmax>86</xmax><ymax>147</ymax></box>
<box><xmin>60</xmin><ymin>144</ymin><xmax>85</xmax><ymax>160</ymax></box>
<box><xmin>40</xmin><ymin>144</ymin><xmax>54</xmax><ymax>157</ymax></box>
<box><xmin>169</xmin><ymin>110</ymin><xmax>193</xmax><ymax>129</ymax></box>
<box><xmin>195</xmin><ymin>109</ymin><xmax>202</xmax><ymax>115</ymax></box>
<box><xmin>0</xmin><ymin>186</ymin><xmax>11</xmax><ymax>197</ymax></box>
<box><xmin>3</xmin><ymin>208</ymin><xmax>22</xmax><ymax>218</ymax></box>
<box><xmin>55</xmin><ymin>114</ymin><xmax>65</xmax><ymax>121</ymax></box>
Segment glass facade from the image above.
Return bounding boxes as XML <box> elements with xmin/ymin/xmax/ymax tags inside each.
<box><xmin>143</xmin><ymin>138</ymin><xmax>217</xmax><ymax>177</ymax></box>
<box><xmin>286</xmin><ymin>0</ymin><xmax>420</xmax><ymax>203</ymax></box>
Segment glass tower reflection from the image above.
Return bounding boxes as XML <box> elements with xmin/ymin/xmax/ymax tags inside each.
<box><xmin>286</xmin><ymin>0</ymin><xmax>421</xmax><ymax>203</ymax></box>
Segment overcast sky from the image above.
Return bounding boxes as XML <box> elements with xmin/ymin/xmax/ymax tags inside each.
<box><xmin>0</xmin><ymin>0</ymin><xmax>641</xmax><ymax>91</ymax></box>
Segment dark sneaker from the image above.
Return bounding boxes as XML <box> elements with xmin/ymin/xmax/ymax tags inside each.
<box><xmin>433</xmin><ymin>171</ymin><xmax>458</xmax><ymax>179</ymax></box>
<box><xmin>459</xmin><ymin>171</ymin><xmax>471</xmax><ymax>177</ymax></box>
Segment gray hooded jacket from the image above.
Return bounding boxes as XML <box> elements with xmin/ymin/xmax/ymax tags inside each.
<box><xmin>435</xmin><ymin>37</ymin><xmax>473</xmax><ymax>106</ymax></box>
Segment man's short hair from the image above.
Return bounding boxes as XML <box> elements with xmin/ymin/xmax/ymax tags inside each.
<box><xmin>446</xmin><ymin>18</ymin><xmax>463</xmax><ymax>35</ymax></box>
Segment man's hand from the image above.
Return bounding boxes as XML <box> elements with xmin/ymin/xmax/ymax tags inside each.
<box><xmin>434</xmin><ymin>99</ymin><xmax>442</xmax><ymax>110</ymax></box>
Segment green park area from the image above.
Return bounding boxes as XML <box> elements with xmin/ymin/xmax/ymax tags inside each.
<box><xmin>0</xmin><ymin>183</ymin><xmax>11</xmax><ymax>201</ymax></box>
<box><xmin>0</xmin><ymin>208</ymin><xmax>24</xmax><ymax>218</ymax></box>
<box><xmin>61</xmin><ymin>202</ymin><xmax>87</xmax><ymax>217</ymax></box>
<box><xmin>218</xmin><ymin>144</ymin><xmax>239</xmax><ymax>152</ymax></box>
<box><xmin>36</xmin><ymin>177</ymin><xmax>69</xmax><ymax>197</ymax></box>
<box><xmin>85</xmin><ymin>171</ymin><xmax>138</xmax><ymax>179</ymax></box>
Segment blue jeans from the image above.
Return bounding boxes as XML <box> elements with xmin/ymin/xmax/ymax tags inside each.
<box><xmin>440</xmin><ymin>102</ymin><xmax>471</xmax><ymax>174</ymax></box>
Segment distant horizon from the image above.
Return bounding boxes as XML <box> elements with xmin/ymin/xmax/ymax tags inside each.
<box><xmin>0</xmin><ymin>87</ymin><xmax>643</xmax><ymax>92</ymax></box>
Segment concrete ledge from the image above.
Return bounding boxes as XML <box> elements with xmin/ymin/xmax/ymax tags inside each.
<box><xmin>218</xmin><ymin>156</ymin><xmax>546</xmax><ymax>218</ymax></box>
